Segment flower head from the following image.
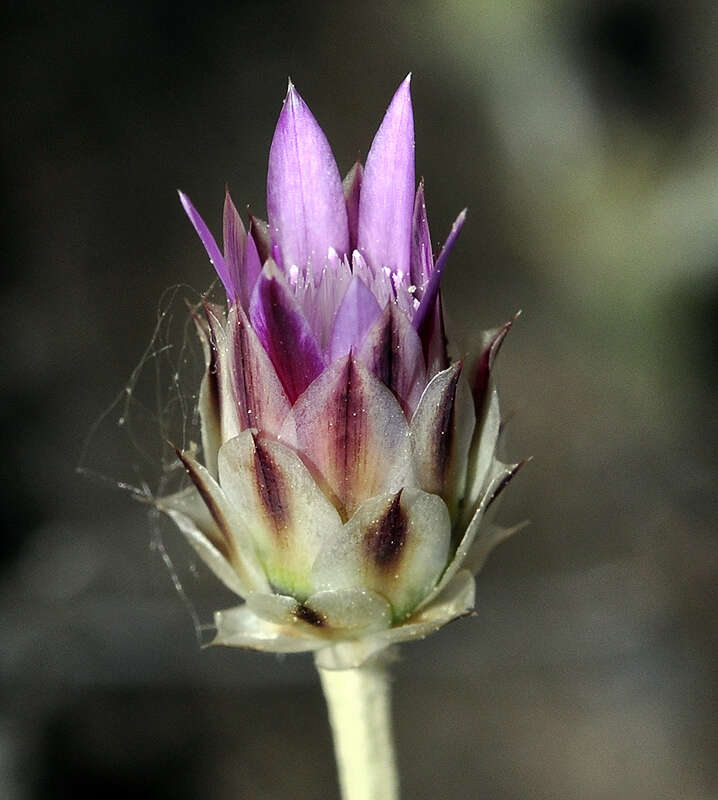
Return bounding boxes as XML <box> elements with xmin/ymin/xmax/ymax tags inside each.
<box><xmin>161</xmin><ymin>76</ymin><xmax>522</xmax><ymax>669</ymax></box>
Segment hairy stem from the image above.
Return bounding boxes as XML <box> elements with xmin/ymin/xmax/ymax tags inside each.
<box><xmin>317</xmin><ymin>658</ymin><xmax>399</xmax><ymax>800</ymax></box>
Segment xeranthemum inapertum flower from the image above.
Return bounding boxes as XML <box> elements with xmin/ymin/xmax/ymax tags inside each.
<box><xmin>160</xmin><ymin>75</ymin><xmax>523</xmax><ymax>669</ymax></box>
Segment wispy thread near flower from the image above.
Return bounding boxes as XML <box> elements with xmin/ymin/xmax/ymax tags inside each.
<box><xmin>160</xmin><ymin>75</ymin><xmax>523</xmax><ymax>669</ymax></box>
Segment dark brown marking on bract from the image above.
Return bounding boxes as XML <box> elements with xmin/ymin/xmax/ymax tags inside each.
<box><xmin>174</xmin><ymin>448</ymin><xmax>234</xmax><ymax>562</ymax></box>
<box><xmin>364</xmin><ymin>491</ymin><xmax>408</xmax><ymax>571</ymax></box>
<box><xmin>252</xmin><ymin>436</ymin><xmax>288</xmax><ymax>534</ymax></box>
<box><xmin>373</xmin><ymin>305</ymin><xmax>402</xmax><ymax>396</ymax></box>
<box><xmin>486</xmin><ymin>459</ymin><xmax>528</xmax><ymax>509</ymax></box>
<box><xmin>295</xmin><ymin>603</ymin><xmax>325</xmax><ymax>628</ymax></box>
<box><xmin>359</xmin><ymin>305</ymin><xmax>393</xmax><ymax>392</ymax></box>
<box><xmin>360</xmin><ymin>304</ymin><xmax>420</xmax><ymax>416</ymax></box>
<box><xmin>379</xmin><ymin>306</ymin><xmax>397</xmax><ymax>391</ymax></box>
<box><xmin>471</xmin><ymin>313</ymin><xmax>519</xmax><ymax>417</ymax></box>
<box><xmin>231</xmin><ymin>309</ymin><xmax>254</xmax><ymax>430</ymax></box>
<box><xmin>419</xmin><ymin>293</ymin><xmax>449</xmax><ymax>373</ymax></box>
<box><xmin>328</xmin><ymin>356</ymin><xmax>365</xmax><ymax>516</ymax></box>
<box><xmin>430</xmin><ymin>363</ymin><xmax>461</xmax><ymax>481</ymax></box>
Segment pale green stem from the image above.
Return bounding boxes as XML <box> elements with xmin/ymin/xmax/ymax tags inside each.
<box><xmin>317</xmin><ymin>658</ymin><xmax>399</xmax><ymax>800</ymax></box>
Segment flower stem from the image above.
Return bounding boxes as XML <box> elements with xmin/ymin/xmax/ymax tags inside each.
<box><xmin>317</xmin><ymin>658</ymin><xmax>399</xmax><ymax>800</ymax></box>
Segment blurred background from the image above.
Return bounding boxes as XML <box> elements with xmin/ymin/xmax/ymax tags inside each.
<box><xmin>2</xmin><ymin>0</ymin><xmax>717</xmax><ymax>797</ymax></box>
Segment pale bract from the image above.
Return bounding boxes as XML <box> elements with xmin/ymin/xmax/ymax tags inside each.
<box><xmin>162</xmin><ymin>76</ymin><xmax>522</xmax><ymax>669</ymax></box>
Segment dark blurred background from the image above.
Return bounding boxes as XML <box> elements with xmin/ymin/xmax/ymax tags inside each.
<box><xmin>2</xmin><ymin>1</ymin><xmax>717</xmax><ymax>798</ymax></box>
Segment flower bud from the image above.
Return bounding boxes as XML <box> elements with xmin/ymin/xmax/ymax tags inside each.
<box><xmin>160</xmin><ymin>76</ymin><xmax>523</xmax><ymax>669</ymax></box>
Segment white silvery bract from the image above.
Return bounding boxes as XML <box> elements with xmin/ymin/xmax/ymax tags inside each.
<box><xmin>159</xmin><ymin>76</ymin><xmax>524</xmax><ymax>670</ymax></box>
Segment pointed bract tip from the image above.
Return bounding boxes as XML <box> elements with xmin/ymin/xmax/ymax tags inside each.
<box><xmin>486</xmin><ymin>459</ymin><xmax>529</xmax><ymax>509</ymax></box>
<box><xmin>395</xmin><ymin>73</ymin><xmax>412</xmax><ymax>99</ymax></box>
<box><xmin>496</xmin><ymin>310</ymin><xmax>522</xmax><ymax>344</ymax></box>
<box><xmin>284</xmin><ymin>77</ymin><xmax>301</xmax><ymax>107</ymax></box>
<box><xmin>224</xmin><ymin>186</ymin><xmax>240</xmax><ymax>216</ymax></box>
<box><xmin>344</xmin><ymin>160</ymin><xmax>364</xmax><ymax>188</ymax></box>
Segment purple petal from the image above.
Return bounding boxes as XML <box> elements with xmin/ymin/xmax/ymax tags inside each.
<box><xmin>410</xmin><ymin>179</ymin><xmax>432</xmax><ymax>292</ymax></box>
<box><xmin>271</xmin><ymin>242</ymin><xmax>285</xmax><ymax>272</ymax></box>
<box><xmin>243</xmin><ymin>221</ymin><xmax>263</xmax><ymax>308</ymax></box>
<box><xmin>357</xmin><ymin>75</ymin><xmax>415</xmax><ymax>275</ymax></box>
<box><xmin>328</xmin><ymin>275</ymin><xmax>382</xmax><ymax>361</ymax></box>
<box><xmin>179</xmin><ymin>191</ymin><xmax>233</xmax><ymax>301</ymax></box>
<box><xmin>343</xmin><ymin>161</ymin><xmax>363</xmax><ymax>252</ymax></box>
<box><xmin>357</xmin><ymin>302</ymin><xmax>426</xmax><ymax>416</ymax></box>
<box><xmin>267</xmin><ymin>81</ymin><xmax>349</xmax><ymax>276</ymax></box>
<box><xmin>279</xmin><ymin>356</ymin><xmax>413</xmax><ymax>517</ymax></box>
<box><xmin>223</xmin><ymin>189</ymin><xmax>246</xmax><ymax>305</ymax></box>
<box><xmin>226</xmin><ymin>305</ymin><xmax>291</xmax><ymax>438</ymax></box>
<box><xmin>249</xmin><ymin>260</ymin><xmax>325</xmax><ymax>403</ymax></box>
<box><xmin>413</xmin><ymin>208</ymin><xmax>466</xmax><ymax>333</ymax></box>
